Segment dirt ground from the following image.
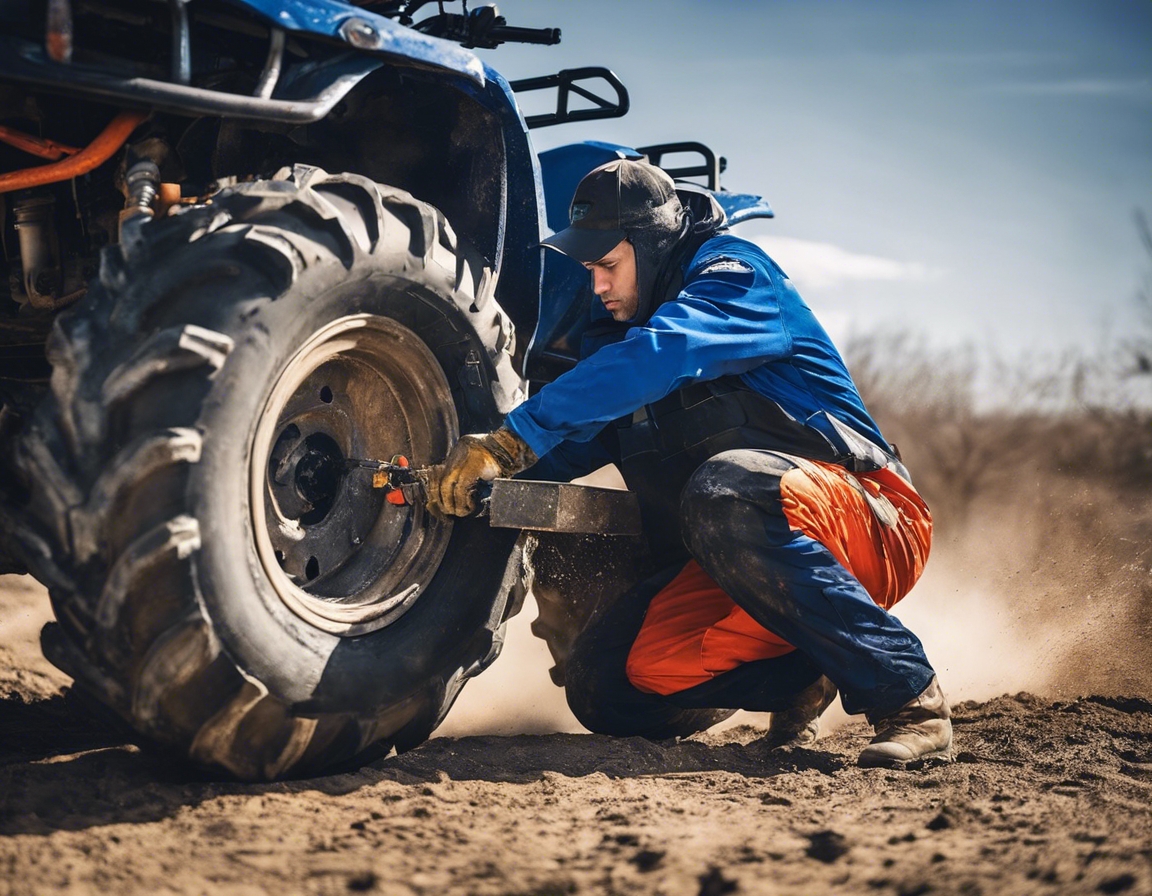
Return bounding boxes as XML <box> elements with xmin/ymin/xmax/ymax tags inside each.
<box><xmin>2</xmin><ymin>574</ymin><xmax>1151</xmax><ymax>896</ymax></box>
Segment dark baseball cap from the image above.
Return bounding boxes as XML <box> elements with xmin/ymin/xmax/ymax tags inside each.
<box><xmin>541</xmin><ymin>159</ymin><xmax>683</xmax><ymax>263</ymax></box>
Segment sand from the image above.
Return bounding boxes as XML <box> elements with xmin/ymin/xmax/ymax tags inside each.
<box><xmin>2</xmin><ymin>575</ymin><xmax>1151</xmax><ymax>896</ymax></box>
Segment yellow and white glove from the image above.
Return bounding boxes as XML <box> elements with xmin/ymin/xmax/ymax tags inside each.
<box><xmin>425</xmin><ymin>427</ymin><xmax>537</xmax><ymax>518</ymax></box>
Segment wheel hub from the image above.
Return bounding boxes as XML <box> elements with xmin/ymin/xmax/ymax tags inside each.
<box><xmin>249</xmin><ymin>314</ymin><xmax>457</xmax><ymax>636</ymax></box>
<box><xmin>269</xmin><ymin>428</ymin><xmax>346</xmax><ymax>526</ymax></box>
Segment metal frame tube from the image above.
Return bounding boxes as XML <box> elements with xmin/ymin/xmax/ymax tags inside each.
<box><xmin>170</xmin><ymin>0</ymin><xmax>191</xmax><ymax>85</ymax></box>
<box><xmin>254</xmin><ymin>27</ymin><xmax>286</xmax><ymax>99</ymax></box>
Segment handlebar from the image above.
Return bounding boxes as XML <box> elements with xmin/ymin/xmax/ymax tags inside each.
<box><xmin>485</xmin><ymin>25</ymin><xmax>561</xmax><ymax>47</ymax></box>
<box><xmin>411</xmin><ymin>8</ymin><xmax>561</xmax><ymax>49</ymax></box>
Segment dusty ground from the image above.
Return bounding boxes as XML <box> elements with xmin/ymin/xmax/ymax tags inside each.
<box><xmin>2</xmin><ymin>574</ymin><xmax>1151</xmax><ymax>896</ymax></box>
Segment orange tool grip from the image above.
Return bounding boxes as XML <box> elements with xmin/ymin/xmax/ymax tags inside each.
<box><xmin>385</xmin><ymin>455</ymin><xmax>411</xmax><ymax>505</ymax></box>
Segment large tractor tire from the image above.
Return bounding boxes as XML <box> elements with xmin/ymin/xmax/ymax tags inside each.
<box><xmin>10</xmin><ymin>167</ymin><xmax>525</xmax><ymax>780</ymax></box>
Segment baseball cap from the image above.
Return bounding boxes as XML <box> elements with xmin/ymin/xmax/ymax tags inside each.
<box><xmin>541</xmin><ymin>159</ymin><xmax>683</xmax><ymax>263</ymax></box>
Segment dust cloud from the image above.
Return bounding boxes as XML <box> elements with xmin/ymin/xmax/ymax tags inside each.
<box><xmin>444</xmin><ymin>525</ymin><xmax>1150</xmax><ymax>740</ymax></box>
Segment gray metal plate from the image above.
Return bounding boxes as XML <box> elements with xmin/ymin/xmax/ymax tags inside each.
<box><xmin>487</xmin><ymin>479</ymin><xmax>642</xmax><ymax>535</ymax></box>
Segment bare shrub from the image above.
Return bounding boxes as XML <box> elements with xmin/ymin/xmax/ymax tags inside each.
<box><xmin>1127</xmin><ymin>209</ymin><xmax>1152</xmax><ymax>380</ymax></box>
<box><xmin>843</xmin><ymin>329</ymin><xmax>1152</xmax><ymax>696</ymax></box>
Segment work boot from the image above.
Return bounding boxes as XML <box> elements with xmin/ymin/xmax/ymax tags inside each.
<box><xmin>763</xmin><ymin>675</ymin><xmax>838</xmax><ymax>749</ymax></box>
<box><xmin>858</xmin><ymin>676</ymin><xmax>954</xmax><ymax>768</ymax></box>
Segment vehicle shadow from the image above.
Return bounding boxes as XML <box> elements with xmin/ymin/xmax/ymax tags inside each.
<box><xmin>0</xmin><ymin>691</ymin><xmax>130</xmax><ymax>764</ymax></box>
<box><xmin>374</xmin><ymin>730</ymin><xmax>853</xmax><ymax>786</ymax></box>
<box><xmin>0</xmin><ymin>690</ymin><xmax>858</xmax><ymax>837</ymax></box>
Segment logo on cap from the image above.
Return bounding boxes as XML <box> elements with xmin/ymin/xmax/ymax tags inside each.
<box><xmin>570</xmin><ymin>202</ymin><xmax>591</xmax><ymax>223</ymax></box>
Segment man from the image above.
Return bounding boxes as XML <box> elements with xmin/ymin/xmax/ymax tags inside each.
<box><xmin>426</xmin><ymin>159</ymin><xmax>952</xmax><ymax>768</ymax></box>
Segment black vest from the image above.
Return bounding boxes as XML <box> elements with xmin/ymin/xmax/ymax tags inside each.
<box><xmin>604</xmin><ymin>377</ymin><xmax>905</xmax><ymax>562</ymax></box>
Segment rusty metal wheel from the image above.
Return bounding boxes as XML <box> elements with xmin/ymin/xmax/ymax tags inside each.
<box><xmin>252</xmin><ymin>315</ymin><xmax>455</xmax><ymax>637</ymax></box>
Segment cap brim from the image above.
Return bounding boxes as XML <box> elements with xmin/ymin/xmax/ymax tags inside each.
<box><xmin>540</xmin><ymin>225</ymin><xmax>626</xmax><ymax>263</ymax></box>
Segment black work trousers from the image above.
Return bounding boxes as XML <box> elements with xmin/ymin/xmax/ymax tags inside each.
<box><xmin>562</xmin><ymin>449</ymin><xmax>936</xmax><ymax>738</ymax></box>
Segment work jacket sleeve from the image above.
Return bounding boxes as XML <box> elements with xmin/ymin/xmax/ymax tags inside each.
<box><xmin>519</xmin><ymin>437</ymin><xmax>615</xmax><ymax>483</ymax></box>
<box><xmin>504</xmin><ymin>251</ymin><xmax>792</xmax><ymax>459</ymax></box>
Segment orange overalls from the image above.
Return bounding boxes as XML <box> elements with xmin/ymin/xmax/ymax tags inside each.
<box><xmin>625</xmin><ymin>458</ymin><xmax>932</xmax><ymax>698</ymax></box>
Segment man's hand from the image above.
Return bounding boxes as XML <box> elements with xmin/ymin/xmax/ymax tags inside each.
<box><xmin>425</xmin><ymin>427</ymin><xmax>538</xmax><ymax>518</ymax></box>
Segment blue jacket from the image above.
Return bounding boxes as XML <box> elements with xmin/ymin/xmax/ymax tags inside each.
<box><xmin>505</xmin><ymin>234</ymin><xmax>888</xmax><ymax>480</ymax></box>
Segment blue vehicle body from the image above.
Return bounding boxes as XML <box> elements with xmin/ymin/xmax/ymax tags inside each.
<box><xmin>0</xmin><ymin>0</ymin><xmax>773</xmax><ymax>388</ymax></box>
<box><xmin>230</xmin><ymin>0</ymin><xmax>485</xmax><ymax>83</ymax></box>
<box><xmin>531</xmin><ymin>140</ymin><xmax>775</xmax><ymax>385</ymax></box>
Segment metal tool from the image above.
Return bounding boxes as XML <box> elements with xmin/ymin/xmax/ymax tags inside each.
<box><xmin>486</xmin><ymin>479</ymin><xmax>642</xmax><ymax>535</ymax></box>
<box><xmin>344</xmin><ymin>454</ymin><xmax>423</xmax><ymax>505</ymax></box>
<box><xmin>345</xmin><ymin>455</ymin><xmax>641</xmax><ymax>535</ymax></box>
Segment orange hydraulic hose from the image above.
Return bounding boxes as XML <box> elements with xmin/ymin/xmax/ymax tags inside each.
<box><xmin>0</xmin><ymin>110</ymin><xmax>148</xmax><ymax>194</ymax></box>
<box><xmin>0</xmin><ymin>125</ymin><xmax>80</xmax><ymax>161</ymax></box>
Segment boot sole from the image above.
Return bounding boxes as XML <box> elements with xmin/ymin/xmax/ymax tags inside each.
<box><xmin>857</xmin><ymin>747</ymin><xmax>955</xmax><ymax>770</ymax></box>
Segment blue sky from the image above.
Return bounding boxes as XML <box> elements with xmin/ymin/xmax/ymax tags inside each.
<box><xmin>478</xmin><ymin>1</ymin><xmax>1152</xmax><ymax>362</ymax></box>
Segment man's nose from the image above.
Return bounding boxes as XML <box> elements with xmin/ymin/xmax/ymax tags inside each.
<box><xmin>591</xmin><ymin>269</ymin><xmax>609</xmax><ymax>295</ymax></box>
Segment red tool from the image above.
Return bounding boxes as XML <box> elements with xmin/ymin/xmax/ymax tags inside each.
<box><xmin>344</xmin><ymin>454</ymin><xmax>423</xmax><ymax>505</ymax></box>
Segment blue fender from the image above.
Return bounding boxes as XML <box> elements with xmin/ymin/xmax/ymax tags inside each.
<box><xmin>222</xmin><ymin>3</ymin><xmax>546</xmax><ymax>359</ymax></box>
<box><xmin>224</xmin><ymin>0</ymin><xmax>485</xmax><ymax>84</ymax></box>
<box><xmin>714</xmin><ymin>193</ymin><xmax>775</xmax><ymax>226</ymax></box>
<box><xmin>230</xmin><ymin>2</ymin><xmax>549</xmax><ymax>362</ymax></box>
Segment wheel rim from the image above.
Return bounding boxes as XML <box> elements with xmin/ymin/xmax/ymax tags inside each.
<box><xmin>250</xmin><ymin>314</ymin><xmax>457</xmax><ymax>636</ymax></box>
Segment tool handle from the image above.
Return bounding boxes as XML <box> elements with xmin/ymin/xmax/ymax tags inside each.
<box><xmin>473</xmin><ymin>479</ymin><xmax>492</xmax><ymax>517</ymax></box>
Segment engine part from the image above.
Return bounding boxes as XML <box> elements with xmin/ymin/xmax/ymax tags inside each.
<box><xmin>119</xmin><ymin>159</ymin><xmax>160</xmax><ymax>238</ymax></box>
<box><xmin>0</xmin><ymin>125</ymin><xmax>79</xmax><ymax>161</ymax></box>
<box><xmin>12</xmin><ymin>192</ymin><xmax>62</xmax><ymax>308</ymax></box>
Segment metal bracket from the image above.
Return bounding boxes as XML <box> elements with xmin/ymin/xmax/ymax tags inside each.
<box><xmin>637</xmin><ymin>141</ymin><xmax>726</xmax><ymax>191</ymax></box>
<box><xmin>509</xmin><ymin>67</ymin><xmax>629</xmax><ymax>130</ymax></box>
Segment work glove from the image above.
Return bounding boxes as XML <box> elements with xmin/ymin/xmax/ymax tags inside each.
<box><xmin>425</xmin><ymin>427</ymin><xmax>538</xmax><ymax>518</ymax></box>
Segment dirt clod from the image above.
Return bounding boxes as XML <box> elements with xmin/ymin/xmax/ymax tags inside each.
<box><xmin>698</xmin><ymin>866</ymin><xmax>739</xmax><ymax>895</ymax></box>
<box><xmin>805</xmin><ymin>830</ymin><xmax>850</xmax><ymax>863</ymax></box>
<box><xmin>346</xmin><ymin>871</ymin><xmax>377</xmax><ymax>891</ymax></box>
<box><xmin>630</xmin><ymin>848</ymin><xmax>665</xmax><ymax>872</ymax></box>
<box><xmin>1098</xmin><ymin>874</ymin><xmax>1137</xmax><ymax>894</ymax></box>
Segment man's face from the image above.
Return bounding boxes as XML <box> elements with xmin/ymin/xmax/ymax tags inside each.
<box><xmin>584</xmin><ymin>239</ymin><xmax>639</xmax><ymax>322</ymax></box>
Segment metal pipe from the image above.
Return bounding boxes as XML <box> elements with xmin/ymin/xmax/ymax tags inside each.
<box><xmin>254</xmin><ymin>27</ymin><xmax>286</xmax><ymax>99</ymax></box>
<box><xmin>0</xmin><ymin>125</ymin><xmax>79</xmax><ymax>161</ymax></box>
<box><xmin>0</xmin><ymin>35</ymin><xmax>383</xmax><ymax>124</ymax></box>
<box><xmin>169</xmin><ymin>0</ymin><xmax>191</xmax><ymax>85</ymax></box>
<box><xmin>0</xmin><ymin>111</ymin><xmax>148</xmax><ymax>195</ymax></box>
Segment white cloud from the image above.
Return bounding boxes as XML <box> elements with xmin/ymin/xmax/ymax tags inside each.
<box><xmin>751</xmin><ymin>235</ymin><xmax>943</xmax><ymax>291</ymax></box>
<box><xmin>992</xmin><ymin>78</ymin><xmax>1152</xmax><ymax>98</ymax></box>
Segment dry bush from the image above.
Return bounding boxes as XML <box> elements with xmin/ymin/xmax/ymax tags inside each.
<box><xmin>845</xmin><ymin>331</ymin><xmax>1152</xmax><ymax>527</ymax></box>
<box><xmin>843</xmin><ymin>330</ymin><xmax>1152</xmax><ymax>695</ymax></box>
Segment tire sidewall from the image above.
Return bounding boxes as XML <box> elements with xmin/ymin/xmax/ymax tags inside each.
<box><xmin>190</xmin><ymin>253</ymin><xmax>518</xmax><ymax>713</ymax></box>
